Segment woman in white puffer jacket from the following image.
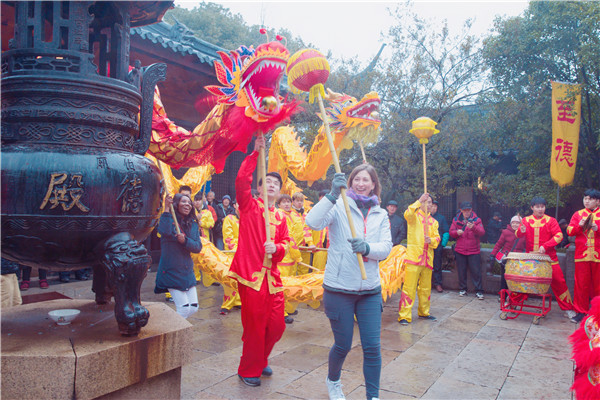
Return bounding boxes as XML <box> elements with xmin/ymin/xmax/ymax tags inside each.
<box><xmin>306</xmin><ymin>164</ymin><xmax>392</xmax><ymax>400</ymax></box>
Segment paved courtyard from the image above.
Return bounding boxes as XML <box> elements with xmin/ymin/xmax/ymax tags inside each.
<box><xmin>20</xmin><ymin>272</ymin><xmax>576</xmax><ymax>400</ymax></box>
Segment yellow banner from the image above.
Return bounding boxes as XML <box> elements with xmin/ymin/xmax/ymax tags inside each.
<box><xmin>550</xmin><ymin>81</ymin><xmax>581</xmax><ymax>187</ymax></box>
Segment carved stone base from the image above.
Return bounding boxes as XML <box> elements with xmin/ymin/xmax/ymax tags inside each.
<box><xmin>1</xmin><ymin>299</ymin><xmax>193</xmax><ymax>400</ymax></box>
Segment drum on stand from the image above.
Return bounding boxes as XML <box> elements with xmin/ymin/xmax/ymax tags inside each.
<box><xmin>504</xmin><ymin>252</ymin><xmax>553</xmax><ymax>295</ymax></box>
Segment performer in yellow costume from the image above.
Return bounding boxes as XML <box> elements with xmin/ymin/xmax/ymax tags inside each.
<box><xmin>291</xmin><ymin>192</ymin><xmax>316</xmax><ymax>274</ymax></box>
<box><xmin>220</xmin><ymin>203</ymin><xmax>242</xmax><ymax>314</ymax></box>
<box><xmin>194</xmin><ymin>192</ymin><xmax>215</xmax><ymax>240</ymax></box>
<box><xmin>398</xmin><ymin>193</ymin><xmax>440</xmax><ymax>324</ymax></box>
<box><xmin>277</xmin><ymin>194</ymin><xmax>307</xmax><ymax>323</ymax></box>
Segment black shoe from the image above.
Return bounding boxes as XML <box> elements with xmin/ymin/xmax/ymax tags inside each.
<box><xmin>59</xmin><ymin>276</ymin><xmax>70</xmax><ymax>283</ymax></box>
<box><xmin>284</xmin><ymin>316</ymin><xmax>294</xmax><ymax>324</ymax></box>
<box><xmin>211</xmin><ymin>282</ymin><xmax>221</xmax><ymax>287</ymax></box>
<box><xmin>262</xmin><ymin>365</ymin><xmax>273</xmax><ymax>376</ymax></box>
<box><xmin>419</xmin><ymin>315</ymin><xmax>437</xmax><ymax>321</ymax></box>
<box><xmin>220</xmin><ymin>308</ymin><xmax>229</xmax><ymax>315</ymax></box>
<box><xmin>572</xmin><ymin>313</ymin><xmax>586</xmax><ymax>324</ymax></box>
<box><xmin>238</xmin><ymin>374</ymin><xmax>261</xmax><ymax>387</ymax></box>
<box><xmin>288</xmin><ymin>310</ymin><xmax>298</xmax><ymax>316</ymax></box>
<box><xmin>233</xmin><ymin>305</ymin><xmax>242</xmax><ymax>310</ymax></box>
<box><xmin>399</xmin><ymin>319</ymin><xmax>409</xmax><ymax>325</ymax></box>
<box><xmin>165</xmin><ymin>297</ymin><xmax>174</xmax><ymax>303</ymax></box>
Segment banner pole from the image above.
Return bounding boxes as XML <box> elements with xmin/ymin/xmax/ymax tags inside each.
<box><xmin>555</xmin><ymin>184</ymin><xmax>560</xmax><ymax>220</ymax></box>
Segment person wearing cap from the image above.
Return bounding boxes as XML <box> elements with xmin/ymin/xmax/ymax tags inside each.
<box><xmin>387</xmin><ymin>200</ymin><xmax>406</xmax><ymax>246</ymax></box>
<box><xmin>487</xmin><ymin>212</ymin><xmax>504</xmax><ymax>244</ymax></box>
<box><xmin>489</xmin><ymin>215</ymin><xmax>527</xmax><ymax>298</ymax></box>
<box><xmin>516</xmin><ymin>196</ymin><xmax>576</xmax><ymax>321</ymax></box>
<box><xmin>214</xmin><ymin>194</ymin><xmax>235</xmax><ymax>250</ymax></box>
<box><xmin>429</xmin><ymin>199</ymin><xmax>449</xmax><ymax>293</ymax></box>
<box><xmin>450</xmin><ymin>201</ymin><xmax>486</xmax><ymax>299</ymax></box>
<box><xmin>567</xmin><ymin>189</ymin><xmax>600</xmax><ymax>323</ymax></box>
<box><xmin>398</xmin><ymin>193</ymin><xmax>440</xmax><ymax>325</ymax></box>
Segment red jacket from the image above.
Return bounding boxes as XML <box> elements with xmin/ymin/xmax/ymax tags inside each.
<box><xmin>228</xmin><ymin>151</ymin><xmax>290</xmax><ymax>293</ymax></box>
<box><xmin>516</xmin><ymin>214</ymin><xmax>562</xmax><ymax>262</ymax></box>
<box><xmin>449</xmin><ymin>211</ymin><xmax>485</xmax><ymax>255</ymax></box>
<box><xmin>491</xmin><ymin>225</ymin><xmax>526</xmax><ymax>258</ymax></box>
<box><xmin>567</xmin><ymin>207</ymin><xmax>600</xmax><ymax>261</ymax></box>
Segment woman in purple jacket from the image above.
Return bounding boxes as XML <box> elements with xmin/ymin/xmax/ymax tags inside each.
<box><xmin>450</xmin><ymin>202</ymin><xmax>486</xmax><ymax>299</ymax></box>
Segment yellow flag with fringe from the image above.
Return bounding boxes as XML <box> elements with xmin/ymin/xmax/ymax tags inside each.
<box><xmin>550</xmin><ymin>81</ymin><xmax>581</xmax><ymax>187</ymax></box>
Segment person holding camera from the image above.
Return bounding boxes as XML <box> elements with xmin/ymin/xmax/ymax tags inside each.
<box><xmin>450</xmin><ymin>202</ymin><xmax>486</xmax><ymax>299</ymax></box>
<box><xmin>489</xmin><ymin>216</ymin><xmax>526</xmax><ymax>299</ymax></box>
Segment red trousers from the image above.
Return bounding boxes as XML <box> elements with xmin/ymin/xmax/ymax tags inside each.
<box><xmin>551</xmin><ymin>262</ymin><xmax>574</xmax><ymax>311</ymax></box>
<box><xmin>574</xmin><ymin>261</ymin><xmax>600</xmax><ymax>314</ymax></box>
<box><xmin>237</xmin><ymin>278</ymin><xmax>285</xmax><ymax>378</ymax></box>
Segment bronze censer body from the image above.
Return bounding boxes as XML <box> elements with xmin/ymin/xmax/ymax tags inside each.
<box><xmin>1</xmin><ymin>1</ymin><xmax>172</xmax><ymax>336</ymax></box>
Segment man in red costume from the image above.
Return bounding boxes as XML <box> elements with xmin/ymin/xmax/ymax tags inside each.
<box><xmin>516</xmin><ymin>196</ymin><xmax>576</xmax><ymax>321</ymax></box>
<box><xmin>228</xmin><ymin>136</ymin><xmax>290</xmax><ymax>387</ymax></box>
<box><xmin>567</xmin><ymin>189</ymin><xmax>600</xmax><ymax>323</ymax></box>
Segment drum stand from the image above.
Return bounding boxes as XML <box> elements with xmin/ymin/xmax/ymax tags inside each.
<box><xmin>499</xmin><ymin>289</ymin><xmax>552</xmax><ymax>325</ymax></box>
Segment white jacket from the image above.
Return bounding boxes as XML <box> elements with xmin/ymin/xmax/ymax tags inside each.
<box><xmin>306</xmin><ymin>196</ymin><xmax>392</xmax><ymax>292</ymax></box>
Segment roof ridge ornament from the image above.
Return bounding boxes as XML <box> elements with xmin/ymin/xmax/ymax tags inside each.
<box><xmin>170</xmin><ymin>16</ymin><xmax>195</xmax><ymax>43</ymax></box>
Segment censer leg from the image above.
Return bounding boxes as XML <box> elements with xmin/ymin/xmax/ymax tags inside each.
<box><xmin>92</xmin><ymin>264</ymin><xmax>112</xmax><ymax>304</ymax></box>
<box><xmin>99</xmin><ymin>232</ymin><xmax>151</xmax><ymax>336</ymax></box>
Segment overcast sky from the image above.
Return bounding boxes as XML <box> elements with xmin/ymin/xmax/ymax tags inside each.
<box><xmin>176</xmin><ymin>1</ymin><xmax>529</xmax><ymax>66</ymax></box>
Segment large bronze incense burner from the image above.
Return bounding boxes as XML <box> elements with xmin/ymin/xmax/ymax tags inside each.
<box><xmin>1</xmin><ymin>1</ymin><xmax>172</xmax><ymax>336</ymax></box>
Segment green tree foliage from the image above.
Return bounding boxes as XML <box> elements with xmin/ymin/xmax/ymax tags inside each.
<box><xmin>481</xmin><ymin>1</ymin><xmax>600</xmax><ymax>207</ymax></box>
<box><xmin>164</xmin><ymin>4</ymin><xmax>311</xmax><ymax>54</ymax></box>
<box><xmin>362</xmin><ymin>4</ymin><xmax>494</xmax><ymax>206</ymax></box>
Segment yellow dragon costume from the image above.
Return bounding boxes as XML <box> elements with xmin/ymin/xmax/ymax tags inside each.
<box><xmin>147</xmin><ymin>38</ymin><xmax>406</xmax><ymax>306</ymax></box>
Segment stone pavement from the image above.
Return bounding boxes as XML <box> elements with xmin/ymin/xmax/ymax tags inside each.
<box><xmin>19</xmin><ymin>273</ymin><xmax>576</xmax><ymax>400</ymax></box>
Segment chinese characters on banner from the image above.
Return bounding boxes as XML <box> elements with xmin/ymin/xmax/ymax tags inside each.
<box><xmin>550</xmin><ymin>81</ymin><xmax>581</xmax><ymax>187</ymax></box>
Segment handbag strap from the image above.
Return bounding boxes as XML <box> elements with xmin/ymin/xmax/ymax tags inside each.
<box><xmin>510</xmin><ymin>237</ymin><xmax>521</xmax><ymax>252</ymax></box>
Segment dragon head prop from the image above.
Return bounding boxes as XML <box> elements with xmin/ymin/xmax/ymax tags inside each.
<box><xmin>324</xmin><ymin>91</ymin><xmax>381</xmax><ymax>143</ymax></box>
<box><xmin>205</xmin><ymin>40</ymin><xmax>290</xmax><ymax>122</ymax></box>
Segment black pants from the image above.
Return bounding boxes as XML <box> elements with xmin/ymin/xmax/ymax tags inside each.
<box><xmin>500</xmin><ymin>262</ymin><xmax>508</xmax><ymax>291</ymax></box>
<box><xmin>432</xmin><ymin>247</ymin><xmax>443</xmax><ymax>286</ymax></box>
<box><xmin>21</xmin><ymin>266</ymin><xmax>47</xmax><ymax>281</ymax></box>
<box><xmin>455</xmin><ymin>253</ymin><xmax>482</xmax><ymax>292</ymax></box>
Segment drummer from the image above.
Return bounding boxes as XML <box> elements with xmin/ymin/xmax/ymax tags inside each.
<box><xmin>516</xmin><ymin>196</ymin><xmax>577</xmax><ymax>322</ymax></box>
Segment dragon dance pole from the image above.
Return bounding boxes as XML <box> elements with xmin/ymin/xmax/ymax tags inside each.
<box><xmin>257</xmin><ymin>134</ymin><xmax>272</xmax><ymax>266</ymax></box>
<box><xmin>286</xmin><ymin>48</ymin><xmax>367</xmax><ymax>280</ymax></box>
<box><xmin>157</xmin><ymin>160</ymin><xmax>181</xmax><ymax>235</ymax></box>
<box><xmin>409</xmin><ymin>117</ymin><xmax>439</xmax><ymax>194</ymax></box>
<box><xmin>409</xmin><ymin>117</ymin><xmax>440</xmax><ymax>228</ymax></box>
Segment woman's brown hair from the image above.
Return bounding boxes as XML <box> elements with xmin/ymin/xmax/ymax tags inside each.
<box><xmin>347</xmin><ymin>163</ymin><xmax>381</xmax><ymax>198</ymax></box>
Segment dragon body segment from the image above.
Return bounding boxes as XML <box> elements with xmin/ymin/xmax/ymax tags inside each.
<box><xmin>268</xmin><ymin>91</ymin><xmax>382</xmax><ymax>196</ymax></box>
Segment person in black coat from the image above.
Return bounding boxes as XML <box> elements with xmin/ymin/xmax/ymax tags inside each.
<box><xmin>386</xmin><ymin>200</ymin><xmax>406</xmax><ymax>246</ymax></box>
<box><xmin>486</xmin><ymin>212</ymin><xmax>503</xmax><ymax>244</ymax></box>
<box><xmin>155</xmin><ymin>193</ymin><xmax>202</xmax><ymax>318</ymax></box>
<box><xmin>214</xmin><ymin>194</ymin><xmax>236</xmax><ymax>250</ymax></box>
<box><xmin>430</xmin><ymin>200</ymin><xmax>449</xmax><ymax>292</ymax></box>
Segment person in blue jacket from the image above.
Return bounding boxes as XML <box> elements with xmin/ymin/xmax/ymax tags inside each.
<box><xmin>155</xmin><ymin>193</ymin><xmax>202</xmax><ymax>318</ymax></box>
<box><xmin>306</xmin><ymin>164</ymin><xmax>392</xmax><ymax>400</ymax></box>
<box><xmin>429</xmin><ymin>200</ymin><xmax>449</xmax><ymax>292</ymax></box>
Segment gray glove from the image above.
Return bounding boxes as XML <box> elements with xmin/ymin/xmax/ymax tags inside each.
<box><xmin>347</xmin><ymin>237</ymin><xmax>369</xmax><ymax>255</ymax></box>
<box><xmin>329</xmin><ymin>173</ymin><xmax>347</xmax><ymax>198</ymax></box>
